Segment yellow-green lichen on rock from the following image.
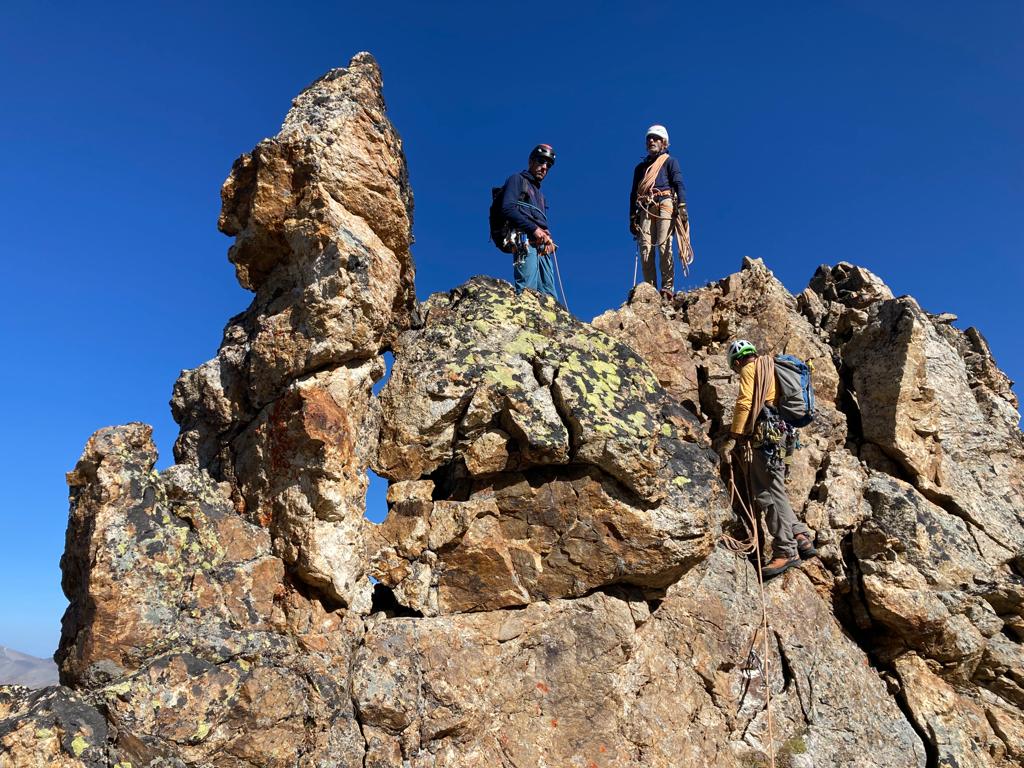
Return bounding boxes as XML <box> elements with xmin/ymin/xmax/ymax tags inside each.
<box><xmin>70</xmin><ymin>732</ymin><xmax>89</xmax><ymax>757</ymax></box>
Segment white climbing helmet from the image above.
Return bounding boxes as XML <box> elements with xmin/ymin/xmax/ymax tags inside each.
<box><xmin>646</xmin><ymin>124</ymin><xmax>669</xmax><ymax>144</ymax></box>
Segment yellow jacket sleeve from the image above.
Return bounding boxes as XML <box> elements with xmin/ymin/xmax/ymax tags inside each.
<box><xmin>730</xmin><ymin>358</ymin><xmax>778</xmax><ymax>434</ymax></box>
<box><xmin>730</xmin><ymin>362</ymin><xmax>757</xmax><ymax>435</ymax></box>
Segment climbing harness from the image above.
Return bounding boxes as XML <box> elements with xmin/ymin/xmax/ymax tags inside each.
<box><xmin>720</xmin><ymin>454</ymin><xmax>779</xmax><ymax>768</ymax></box>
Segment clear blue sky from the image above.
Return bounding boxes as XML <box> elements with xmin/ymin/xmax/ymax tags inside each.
<box><xmin>1</xmin><ymin>1</ymin><xmax>1020</xmax><ymax>658</ymax></box>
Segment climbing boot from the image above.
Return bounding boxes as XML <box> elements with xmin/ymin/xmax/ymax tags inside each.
<box><xmin>796</xmin><ymin>533</ymin><xmax>818</xmax><ymax>560</ymax></box>
<box><xmin>761</xmin><ymin>555</ymin><xmax>800</xmax><ymax>579</ymax></box>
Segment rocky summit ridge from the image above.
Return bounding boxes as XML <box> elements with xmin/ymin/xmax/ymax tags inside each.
<box><xmin>2</xmin><ymin>53</ymin><xmax>1022</xmax><ymax>768</ymax></box>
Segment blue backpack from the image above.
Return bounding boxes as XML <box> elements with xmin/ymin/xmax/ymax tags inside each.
<box><xmin>773</xmin><ymin>355</ymin><xmax>816</xmax><ymax>427</ymax></box>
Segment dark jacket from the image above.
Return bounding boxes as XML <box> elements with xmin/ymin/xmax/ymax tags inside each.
<box><xmin>501</xmin><ymin>171</ymin><xmax>549</xmax><ymax>235</ymax></box>
<box><xmin>629</xmin><ymin>152</ymin><xmax>686</xmax><ymax>222</ymax></box>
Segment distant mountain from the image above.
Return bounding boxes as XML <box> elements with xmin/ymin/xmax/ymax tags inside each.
<box><xmin>0</xmin><ymin>645</ymin><xmax>58</xmax><ymax>688</ymax></box>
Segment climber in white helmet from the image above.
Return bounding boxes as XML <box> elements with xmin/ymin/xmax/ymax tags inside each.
<box><xmin>629</xmin><ymin>125</ymin><xmax>688</xmax><ymax>299</ymax></box>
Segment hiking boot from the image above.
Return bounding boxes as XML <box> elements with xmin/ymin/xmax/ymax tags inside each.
<box><xmin>761</xmin><ymin>555</ymin><xmax>800</xmax><ymax>579</ymax></box>
<box><xmin>796</xmin><ymin>533</ymin><xmax>818</xmax><ymax>559</ymax></box>
<box><xmin>659</xmin><ymin>288</ymin><xmax>675</xmax><ymax>301</ymax></box>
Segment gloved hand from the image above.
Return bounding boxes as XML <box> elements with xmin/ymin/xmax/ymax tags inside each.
<box><xmin>629</xmin><ymin>218</ymin><xmax>639</xmax><ymax>237</ymax></box>
<box><xmin>716</xmin><ymin>436</ymin><xmax>737</xmax><ymax>464</ymax></box>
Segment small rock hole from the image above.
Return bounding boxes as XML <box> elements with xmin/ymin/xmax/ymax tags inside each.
<box><xmin>364</xmin><ymin>469</ymin><xmax>389</xmax><ymax>525</ymax></box>
<box><xmin>373</xmin><ymin>350</ymin><xmax>394</xmax><ymax>396</ymax></box>
<box><xmin>370</xmin><ymin>583</ymin><xmax>423</xmax><ymax>618</ymax></box>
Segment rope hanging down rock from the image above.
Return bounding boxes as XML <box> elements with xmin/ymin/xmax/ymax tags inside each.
<box><xmin>721</xmin><ymin>458</ymin><xmax>779</xmax><ymax>768</ymax></box>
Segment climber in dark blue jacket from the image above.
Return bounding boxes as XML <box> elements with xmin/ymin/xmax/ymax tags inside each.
<box><xmin>498</xmin><ymin>144</ymin><xmax>558</xmax><ymax>301</ymax></box>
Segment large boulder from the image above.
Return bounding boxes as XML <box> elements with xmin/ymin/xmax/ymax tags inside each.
<box><xmin>370</xmin><ymin>277</ymin><xmax>723</xmax><ymax>614</ymax></box>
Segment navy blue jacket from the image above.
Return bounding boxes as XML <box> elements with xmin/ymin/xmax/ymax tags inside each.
<box><xmin>500</xmin><ymin>170</ymin><xmax>549</xmax><ymax>235</ymax></box>
<box><xmin>629</xmin><ymin>152</ymin><xmax>686</xmax><ymax>221</ymax></box>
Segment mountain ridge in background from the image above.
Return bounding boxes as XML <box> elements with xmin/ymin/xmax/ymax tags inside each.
<box><xmin>0</xmin><ymin>645</ymin><xmax>57</xmax><ymax>689</ymax></box>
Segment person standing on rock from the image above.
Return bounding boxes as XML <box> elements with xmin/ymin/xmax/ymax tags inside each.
<box><xmin>716</xmin><ymin>340</ymin><xmax>817</xmax><ymax>578</ymax></box>
<box><xmin>629</xmin><ymin>125</ymin><xmax>690</xmax><ymax>298</ymax></box>
<box><xmin>499</xmin><ymin>144</ymin><xmax>559</xmax><ymax>301</ymax></box>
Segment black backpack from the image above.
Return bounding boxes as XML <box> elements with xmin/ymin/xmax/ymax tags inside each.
<box><xmin>489</xmin><ymin>176</ymin><xmax>525</xmax><ymax>253</ymax></box>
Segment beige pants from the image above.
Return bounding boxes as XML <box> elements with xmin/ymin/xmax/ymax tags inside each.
<box><xmin>638</xmin><ymin>197</ymin><xmax>675</xmax><ymax>291</ymax></box>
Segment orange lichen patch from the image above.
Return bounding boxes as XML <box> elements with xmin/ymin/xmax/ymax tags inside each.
<box><xmin>301</xmin><ymin>386</ymin><xmax>354</xmax><ymax>463</ymax></box>
<box><xmin>536</xmin><ymin>682</ymin><xmax>550</xmax><ymax>693</ymax></box>
<box><xmin>550</xmin><ymin>718</ymin><xmax>558</xmax><ymax>728</ymax></box>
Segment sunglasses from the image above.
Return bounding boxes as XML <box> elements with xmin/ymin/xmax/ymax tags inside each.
<box><xmin>533</xmin><ymin>157</ymin><xmax>553</xmax><ymax>167</ymax></box>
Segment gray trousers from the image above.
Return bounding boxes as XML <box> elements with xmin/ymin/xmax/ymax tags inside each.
<box><xmin>750</xmin><ymin>448</ymin><xmax>810</xmax><ymax>558</ymax></box>
<box><xmin>638</xmin><ymin>197</ymin><xmax>674</xmax><ymax>291</ymax></box>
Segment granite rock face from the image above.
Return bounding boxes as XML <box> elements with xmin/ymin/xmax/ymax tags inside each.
<box><xmin>601</xmin><ymin>258</ymin><xmax>1024</xmax><ymax>767</ymax></box>
<box><xmin>45</xmin><ymin>423</ymin><xmax>366</xmax><ymax>767</ymax></box>
<box><xmin>8</xmin><ymin>56</ymin><xmax>1024</xmax><ymax>768</ymax></box>
<box><xmin>171</xmin><ymin>52</ymin><xmax>415</xmax><ymax>613</ymax></box>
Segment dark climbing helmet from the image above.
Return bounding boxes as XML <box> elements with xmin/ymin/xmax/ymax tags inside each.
<box><xmin>727</xmin><ymin>339</ymin><xmax>757</xmax><ymax>368</ymax></box>
<box><xmin>529</xmin><ymin>143</ymin><xmax>556</xmax><ymax>166</ymax></box>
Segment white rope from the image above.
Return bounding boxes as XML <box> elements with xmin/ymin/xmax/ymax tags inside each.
<box><xmin>552</xmin><ymin>249</ymin><xmax>569</xmax><ymax>312</ymax></box>
<box><xmin>632</xmin><ymin>240</ymin><xmax>639</xmax><ymax>288</ymax></box>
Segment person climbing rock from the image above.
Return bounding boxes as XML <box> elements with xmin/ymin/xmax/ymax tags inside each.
<box><xmin>498</xmin><ymin>144</ymin><xmax>558</xmax><ymax>301</ymax></box>
<box><xmin>629</xmin><ymin>125</ymin><xmax>689</xmax><ymax>298</ymax></box>
<box><xmin>716</xmin><ymin>339</ymin><xmax>818</xmax><ymax>578</ymax></box>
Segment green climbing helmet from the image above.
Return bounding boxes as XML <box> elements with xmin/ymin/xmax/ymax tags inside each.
<box><xmin>727</xmin><ymin>339</ymin><xmax>757</xmax><ymax>368</ymax></box>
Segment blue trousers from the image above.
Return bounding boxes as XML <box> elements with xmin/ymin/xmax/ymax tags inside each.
<box><xmin>513</xmin><ymin>244</ymin><xmax>557</xmax><ymax>302</ymax></box>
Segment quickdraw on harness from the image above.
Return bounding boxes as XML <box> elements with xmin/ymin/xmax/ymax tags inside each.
<box><xmin>752</xmin><ymin>406</ymin><xmax>800</xmax><ymax>477</ymax></box>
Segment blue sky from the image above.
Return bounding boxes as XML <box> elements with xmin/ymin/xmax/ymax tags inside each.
<box><xmin>1</xmin><ymin>1</ymin><xmax>1020</xmax><ymax>658</ymax></box>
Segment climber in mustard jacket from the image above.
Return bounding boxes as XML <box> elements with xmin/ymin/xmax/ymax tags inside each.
<box><xmin>716</xmin><ymin>340</ymin><xmax>817</xmax><ymax>578</ymax></box>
